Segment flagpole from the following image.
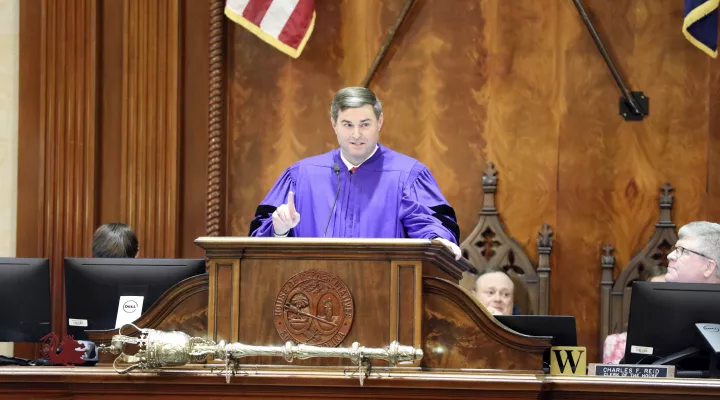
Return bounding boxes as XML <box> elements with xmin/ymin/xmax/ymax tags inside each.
<box><xmin>361</xmin><ymin>0</ymin><xmax>417</xmax><ymax>88</ymax></box>
<box><xmin>572</xmin><ymin>0</ymin><xmax>648</xmax><ymax>119</ymax></box>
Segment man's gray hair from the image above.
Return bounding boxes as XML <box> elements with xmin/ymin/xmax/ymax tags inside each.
<box><xmin>678</xmin><ymin>221</ymin><xmax>720</xmax><ymax>278</ymax></box>
<box><xmin>330</xmin><ymin>87</ymin><xmax>382</xmax><ymax>124</ymax></box>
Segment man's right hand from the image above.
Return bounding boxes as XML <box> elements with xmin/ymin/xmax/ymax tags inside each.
<box><xmin>272</xmin><ymin>191</ymin><xmax>301</xmax><ymax>236</ymax></box>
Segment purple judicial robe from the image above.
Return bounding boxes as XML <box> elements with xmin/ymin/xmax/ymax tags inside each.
<box><xmin>249</xmin><ymin>144</ymin><xmax>459</xmax><ymax>244</ymax></box>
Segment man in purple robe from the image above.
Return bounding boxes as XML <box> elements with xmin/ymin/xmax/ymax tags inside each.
<box><xmin>249</xmin><ymin>87</ymin><xmax>461</xmax><ymax>259</ymax></box>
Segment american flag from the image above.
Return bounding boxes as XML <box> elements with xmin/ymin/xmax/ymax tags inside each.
<box><xmin>225</xmin><ymin>0</ymin><xmax>316</xmax><ymax>59</ymax></box>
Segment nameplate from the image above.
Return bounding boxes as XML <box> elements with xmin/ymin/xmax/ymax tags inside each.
<box><xmin>588</xmin><ymin>363</ymin><xmax>675</xmax><ymax>378</ymax></box>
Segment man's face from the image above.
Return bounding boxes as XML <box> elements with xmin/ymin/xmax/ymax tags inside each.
<box><xmin>666</xmin><ymin>238</ymin><xmax>715</xmax><ymax>283</ymax></box>
<box><xmin>332</xmin><ymin>104</ymin><xmax>382</xmax><ymax>165</ymax></box>
<box><xmin>474</xmin><ymin>272</ymin><xmax>514</xmax><ymax>315</ymax></box>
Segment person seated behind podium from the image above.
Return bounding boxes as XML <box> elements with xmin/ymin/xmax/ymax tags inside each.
<box><xmin>665</xmin><ymin>221</ymin><xmax>720</xmax><ymax>284</ymax></box>
<box><xmin>473</xmin><ymin>267</ymin><xmax>515</xmax><ymax>315</ymax></box>
<box><xmin>248</xmin><ymin>86</ymin><xmax>461</xmax><ymax>260</ymax></box>
<box><xmin>91</xmin><ymin>223</ymin><xmax>139</xmax><ymax>258</ymax></box>
<box><xmin>602</xmin><ymin>264</ymin><xmax>667</xmax><ymax>364</ymax></box>
<box><xmin>604</xmin><ymin>222</ymin><xmax>720</xmax><ymax>363</ymax></box>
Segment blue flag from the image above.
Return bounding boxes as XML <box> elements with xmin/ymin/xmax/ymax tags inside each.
<box><xmin>683</xmin><ymin>0</ymin><xmax>719</xmax><ymax>58</ymax></box>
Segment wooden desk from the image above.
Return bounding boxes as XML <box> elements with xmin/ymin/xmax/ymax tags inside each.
<box><xmin>15</xmin><ymin>239</ymin><xmax>715</xmax><ymax>399</ymax></box>
<box><xmin>1</xmin><ymin>366</ymin><xmax>719</xmax><ymax>399</ymax></box>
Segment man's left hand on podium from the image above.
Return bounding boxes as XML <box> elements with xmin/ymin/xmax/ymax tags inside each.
<box><xmin>435</xmin><ymin>238</ymin><xmax>462</xmax><ymax>260</ymax></box>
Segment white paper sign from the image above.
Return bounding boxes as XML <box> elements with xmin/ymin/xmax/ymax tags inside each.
<box><xmin>115</xmin><ymin>296</ymin><xmax>144</xmax><ymax>328</ymax></box>
<box><xmin>68</xmin><ymin>318</ymin><xmax>88</xmax><ymax>327</ymax></box>
<box><xmin>631</xmin><ymin>345</ymin><xmax>653</xmax><ymax>355</ymax></box>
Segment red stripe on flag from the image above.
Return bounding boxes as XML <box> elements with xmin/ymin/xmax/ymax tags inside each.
<box><xmin>278</xmin><ymin>0</ymin><xmax>314</xmax><ymax>49</ymax></box>
<box><xmin>242</xmin><ymin>0</ymin><xmax>274</xmax><ymax>26</ymax></box>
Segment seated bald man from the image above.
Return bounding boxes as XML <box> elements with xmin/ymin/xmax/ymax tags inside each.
<box><xmin>473</xmin><ymin>267</ymin><xmax>514</xmax><ymax>315</ymax></box>
<box><xmin>666</xmin><ymin>221</ymin><xmax>720</xmax><ymax>284</ymax></box>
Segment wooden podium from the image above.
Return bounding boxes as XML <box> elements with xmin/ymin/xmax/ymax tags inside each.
<box><xmin>200</xmin><ymin>237</ymin><xmax>552</xmax><ymax>368</ymax></box>
<box><xmin>198</xmin><ymin>237</ymin><xmax>456</xmax><ymax>356</ymax></box>
<box><xmin>85</xmin><ymin>237</ymin><xmax>550</xmax><ymax>370</ymax></box>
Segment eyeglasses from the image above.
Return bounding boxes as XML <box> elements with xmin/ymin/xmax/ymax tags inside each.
<box><xmin>670</xmin><ymin>245</ymin><xmax>710</xmax><ymax>259</ymax></box>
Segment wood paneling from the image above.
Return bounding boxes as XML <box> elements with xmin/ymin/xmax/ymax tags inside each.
<box><xmin>472</xmin><ymin>0</ymin><xmax>560</xmax><ymax>265</ymax></box>
<box><xmin>5</xmin><ymin>367</ymin><xmax>720</xmax><ymax>399</ymax></box>
<box><xmin>207</xmin><ymin>258</ymin><xmax>240</xmax><ymax>343</ymax></box>
<box><xmin>103</xmin><ymin>0</ymin><xmax>210</xmax><ymax>259</ymax></box>
<box><xmin>177</xmin><ymin>0</ymin><xmax>212</xmax><ymax>259</ymax></box>
<box><xmin>120</xmin><ymin>0</ymin><xmax>180</xmax><ymax>258</ymax></box>
<box><xmin>17</xmin><ymin>0</ymin><xmax>720</xmax><ymax>366</ymax></box>
<box><xmin>390</xmin><ymin>261</ymin><xmax>422</xmax><ymax>351</ymax></box>
<box><xmin>556</xmin><ymin>0</ymin><xmax>712</xmax><ymax>361</ymax></box>
<box><xmin>18</xmin><ymin>0</ymin><xmax>212</xmax><ymax>348</ymax></box>
<box><xmin>709</xmin><ymin>50</ymin><xmax>720</xmax><ymax>224</ymax></box>
<box><xmin>15</xmin><ymin>0</ymin><xmax>43</xmax><ymax>360</ymax></box>
<box><xmin>222</xmin><ymin>0</ymin><xmax>720</xmax><ymax>363</ymax></box>
<box><xmin>18</xmin><ymin>0</ymin><xmax>100</xmax><ymax>336</ymax></box>
<box><xmin>17</xmin><ymin>0</ymin><xmax>42</xmax><ymax>259</ymax></box>
<box><xmin>98</xmin><ymin>0</ymin><xmax>124</xmax><ymax>225</ymax></box>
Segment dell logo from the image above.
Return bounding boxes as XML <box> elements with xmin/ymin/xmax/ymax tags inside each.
<box><xmin>703</xmin><ymin>325</ymin><xmax>720</xmax><ymax>332</ymax></box>
<box><xmin>122</xmin><ymin>300</ymin><xmax>139</xmax><ymax>313</ymax></box>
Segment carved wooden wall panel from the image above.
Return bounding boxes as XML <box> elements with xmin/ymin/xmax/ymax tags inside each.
<box><xmin>459</xmin><ymin>162</ymin><xmax>553</xmax><ymax>316</ymax></box>
<box><xmin>599</xmin><ymin>183</ymin><xmax>678</xmax><ymax>350</ymax></box>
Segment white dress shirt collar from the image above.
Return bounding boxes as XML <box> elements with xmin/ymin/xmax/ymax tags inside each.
<box><xmin>339</xmin><ymin>144</ymin><xmax>379</xmax><ymax>171</ymax></box>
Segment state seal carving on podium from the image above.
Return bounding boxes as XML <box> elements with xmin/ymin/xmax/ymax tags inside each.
<box><xmin>273</xmin><ymin>270</ymin><xmax>354</xmax><ymax>347</ymax></box>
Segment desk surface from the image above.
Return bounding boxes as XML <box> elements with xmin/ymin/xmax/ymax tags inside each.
<box><xmin>1</xmin><ymin>366</ymin><xmax>719</xmax><ymax>399</ymax></box>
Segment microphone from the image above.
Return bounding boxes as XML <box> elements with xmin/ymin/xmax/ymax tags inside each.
<box><xmin>324</xmin><ymin>163</ymin><xmax>341</xmax><ymax>237</ymax></box>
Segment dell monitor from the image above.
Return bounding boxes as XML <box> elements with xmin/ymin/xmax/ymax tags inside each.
<box><xmin>625</xmin><ymin>281</ymin><xmax>720</xmax><ymax>377</ymax></box>
<box><xmin>0</xmin><ymin>258</ymin><xmax>51</xmax><ymax>342</ymax></box>
<box><xmin>496</xmin><ymin>315</ymin><xmax>577</xmax><ymax>372</ymax></box>
<box><xmin>64</xmin><ymin>258</ymin><xmax>206</xmax><ymax>340</ymax></box>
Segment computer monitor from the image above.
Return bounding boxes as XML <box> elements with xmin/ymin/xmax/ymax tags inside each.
<box><xmin>625</xmin><ymin>281</ymin><xmax>720</xmax><ymax>377</ymax></box>
<box><xmin>496</xmin><ymin>315</ymin><xmax>577</xmax><ymax>371</ymax></box>
<box><xmin>64</xmin><ymin>258</ymin><xmax>206</xmax><ymax>340</ymax></box>
<box><xmin>0</xmin><ymin>258</ymin><xmax>51</xmax><ymax>342</ymax></box>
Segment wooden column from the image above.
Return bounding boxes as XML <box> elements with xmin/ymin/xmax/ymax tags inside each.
<box><xmin>120</xmin><ymin>0</ymin><xmax>181</xmax><ymax>258</ymax></box>
<box><xmin>205</xmin><ymin>0</ymin><xmax>226</xmax><ymax>238</ymax></box>
<box><xmin>20</xmin><ymin>0</ymin><xmax>100</xmax><ymax>336</ymax></box>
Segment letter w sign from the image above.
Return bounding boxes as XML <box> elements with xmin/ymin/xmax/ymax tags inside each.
<box><xmin>549</xmin><ymin>346</ymin><xmax>587</xmax><ymax>375</ymax></box>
